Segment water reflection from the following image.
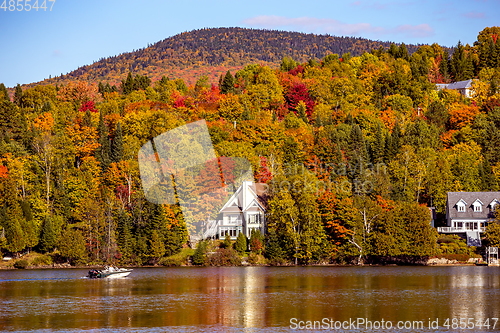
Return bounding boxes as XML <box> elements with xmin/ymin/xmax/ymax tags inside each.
<box><xmin>0</xmin><ymin>266</ymin><xmax>499</xmax><ymax>332</ymax></box>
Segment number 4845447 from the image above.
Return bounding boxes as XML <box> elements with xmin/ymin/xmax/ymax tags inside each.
<box><xmin>1</xmin><ymin>0</ymin><xmax>55</xmax><ymax>11</ymax></box>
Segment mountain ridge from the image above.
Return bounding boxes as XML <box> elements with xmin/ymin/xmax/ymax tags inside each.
<box><xmin>30</xmin><ymin>27</ymin><xmax>427</xmax><ymax>88</ymax></box>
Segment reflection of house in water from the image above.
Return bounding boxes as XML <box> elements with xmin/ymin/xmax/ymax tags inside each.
<box><xmin>203</xmin><ymin>181</ymin><xmax>267</xmax><ymax>239</ymax></box>
<box><xmin>438</xmin><ymin>192</ymin><xmax>500</xmax><ymax>246</ymax></box>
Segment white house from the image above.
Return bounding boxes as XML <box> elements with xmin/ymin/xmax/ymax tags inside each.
<box><xmin>203</xmin><ymin>181</ymin><xmax>267</xmax><ymax>240</ymax></box>
<box><xmin>435</xmin><ymin>79</ymin><xmax>475</xmax><ymax>98</ymax></box>
<box><xmin>439</xmin><ymin>192</ymin><xmax>500</xmax><ymax>246</ymax></box>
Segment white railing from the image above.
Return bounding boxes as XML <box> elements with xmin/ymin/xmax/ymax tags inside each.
<box><xmin>437</xmin><ymin>227</ymin><xmax>484</xmax><ymax>233</ymax></box>
<box><xmin>203</xmin><ymin>220</ymin><xmax>220</xmax><ymax>239</ymax></box>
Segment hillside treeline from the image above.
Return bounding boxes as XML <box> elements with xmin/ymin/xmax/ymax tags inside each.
<box><xmin>1</xmin><ymin>27</ymin><xmax>500</xmax><ymax>265</ymax></box>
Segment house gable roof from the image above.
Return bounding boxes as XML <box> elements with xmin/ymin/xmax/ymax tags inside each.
<box><xmin>447</xmin><ymin>192</ymin><xmax>500</xmax><ymax>219</ymax></box>
<box><xmin>446</xmin><ymin>79</ymin><xmax>474</xmax><ymax>90</ymax></box>
<box><xmin>219</xmin><ymin>181</ymin><xmax>268</xmax><ymax>214</ymax></box>
<box><xmin>435</xmin><ymin>79</ymin><xmax>474</xmax><ymax>91</ymax></box>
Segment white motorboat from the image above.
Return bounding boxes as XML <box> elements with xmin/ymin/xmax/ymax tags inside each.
<box><xmin>87</xmin><ymin>266</ymin><xmax>133</xmax><ymax>279</ymax></box>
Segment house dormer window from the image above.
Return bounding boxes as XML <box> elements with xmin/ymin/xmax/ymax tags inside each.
<box><xmin>490</xmin><ymin>199</ymin><xmax>499</xmax><ymax>212</ymax></box>
<box><xmin>472</xmin><ymin>199</ymin><xmax>483</xmax><ymax>213</ymax></box>
<box><xmin>456</xmin><ymin>199</ymin><xmax>467</xmax><ymax>212</ymax></box>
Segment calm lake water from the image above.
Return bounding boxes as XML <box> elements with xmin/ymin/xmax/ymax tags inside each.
<box><xmin>0</xmin><ymin>266</ymin><xmax>499</xmax><ymax>332</ymax></box>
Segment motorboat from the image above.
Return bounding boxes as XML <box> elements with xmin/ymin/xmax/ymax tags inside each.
<box><xmin>87</xmin><ymin>266</ymin><xmax>132</xmax><ymax>279</ymax></box>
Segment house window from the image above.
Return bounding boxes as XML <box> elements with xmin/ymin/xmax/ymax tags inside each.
<box><xmin>474</xmin><ymin>204</ymin><xmax>481</xmax><ymax>212</ymax></box>
<box><xmin>248</xmin><ymin>214</ymin><xmax>256</xmax><ymax>224</ymax></box>
<box><xmin>458</xmin><ymin>204</ymin><xmax>465</xmax><ymax>212</ymax></box>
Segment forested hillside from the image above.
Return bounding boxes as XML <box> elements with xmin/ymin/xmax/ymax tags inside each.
<box><xmin>1</xmin><ymin>27</ymin><xmax>500</xmax><ymax>266</ymax></box>
<box><xmin>32</xmin><ymin>27</ymin><xmax>424</xmax><ymax>88</ymax></box>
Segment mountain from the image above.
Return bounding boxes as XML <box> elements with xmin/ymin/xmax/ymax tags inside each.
<box><xmin>37</xmin><ymin>27</ymin><xmax>424</xmax><ymax>87</ymax></box>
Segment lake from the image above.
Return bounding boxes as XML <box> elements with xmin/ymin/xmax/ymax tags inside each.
<box><xmin>0</xmin><ymin>266</ymin><xmax>499</xmax><ymax>332</ymax></box>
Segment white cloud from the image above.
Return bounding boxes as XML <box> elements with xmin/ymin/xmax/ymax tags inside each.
<box><xmin>242</xmin><ymin>16</ymin><xmax>434</xmax><ymax>39</ymax></box>
<box><xmin>394</xmin><ymin>24</ymin><xmax>434</xmax><ymax>38</ymax></box>
<box><xmin>463</xmin><ymin>11</ymin><xmax>486</xmax><ymax>19</ymax></box>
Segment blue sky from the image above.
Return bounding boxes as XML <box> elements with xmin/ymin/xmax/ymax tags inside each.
<box><xmin>0</xmin><ymin>0</ymin><xmax>499</xmax><ymax>87</ymax></box>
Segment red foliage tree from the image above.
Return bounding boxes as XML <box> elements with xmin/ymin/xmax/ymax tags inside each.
<box><xmin>79</xmin><ymin>100</ymin><xmax>97</xmax><ymax>113</ymax></box>
<box><xmin>285</xmin><ymin>82</ymin><xmax>315</xmax><ymax>117</ymax></box>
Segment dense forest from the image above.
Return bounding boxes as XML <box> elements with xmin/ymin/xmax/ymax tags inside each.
<box><xmin>1</xmin><ymin>27</ymin><xmax>500</xmax><ymax>266</ymax></box>
<box><xmin>27</xmin><ymin>27</ymin><xmax>426</xmax><ymax>89</ymax></box>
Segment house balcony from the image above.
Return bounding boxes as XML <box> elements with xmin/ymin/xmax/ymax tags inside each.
<box><xmin>437</xmin><ymin>227</ymin><xmax>485</xmax><ymax>233</ymax></box>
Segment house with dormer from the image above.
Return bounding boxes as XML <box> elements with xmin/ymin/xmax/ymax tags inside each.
<box><xmin>202</xmin><ymin>181</ymin><xmax>267</xmax><ymax>240</ymax></box>
<box><xmin>439</xmin><ymin>192</ymin><xmax>500</xmax><ymax>246</ymax></box>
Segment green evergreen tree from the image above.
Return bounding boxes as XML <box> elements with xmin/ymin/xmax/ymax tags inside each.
<box><xmin>111</xmin><ymin>122</ymin><xmax>123</xmax><ymax>163</ymax></box>
<box><xmin>0</xmin><ymin>83</ymin><xmax>9</xmax><ymax>102</ymax></box>
<box><xmin>388</xmin><ymin>43</ymin><xmax>399</xmax><ymax>58</ymax></box>
<box><xmin>13</xmin><ymin>84</ymin><xmax>23</xmax><ymax>106</ymax></box>
<box><xmin>116</xmin><ymin>212</ymin><xmax>133</xmax><ymax>260</ymax></box>
<box><xmin>96</xmin><ymin>111</ymin><xmax>111</xmax><ymax>172</ymax></box>
<box><xmin>451</xmin><ymin>41</ymin><xmax>473</xmax><ymax>81</ymax></box>
<box><xmin>390</xmin><ymin>122</ymin><xmax>402</xmax><ymax>157</ymax></box>
<box><xmin>296</xmin><ymin>101</ymin><xmax>309</xmax><ymax>123</ymax></box>
<box><xmin>222</xmin><ymin>233</ymin><xmax>232</xmax><ymax>249</ymax></box>
<box><xmin>265</xmin><ymin>228</ymin><xmax>284</xmax><ymax>261</ymax></box>
<box><xmin>439</xmin><ymin>50</ymin><xmax>450</xmax><ymax>82</ymax></box>
<box><xmin>121</xmin><ymin>72</ymin><xmax>134</xmax><ymax>94</ymax></box>
<box><xmin>149</xmin><ymin>230</ymin><xmax>166</xmax><ymax>260</ymax></box>
<box><xmin>348</xmin><ymin>124</ymin><xmax>368</xmax><ymax>192</ymax></box>
<box><xmin>372</xmin><ymin>123</ymin><xmax>385</xmax><ymax>164</ymax></box>
<box><xmin>220</xmin><ymin>71</ymin><xmax>235</xmax><ymax>94</ymax></box>
<box><xmin>164</xmin><ymin>224</ymin><xmax>183</xmax><ymax>257</ymax></box>
<box><xmin>82</xmin><ymin>109</ymin><xmax>92</xmax><ymax>128</ymax></box>
<box><xmin>234</xmin><ymin>231</ymin><xmax>247</xmax><ymax>254</ymax></box>
<box><xmin>39</xmin><ymin>216</ymin><xmax>56</xmax><ymax>253</ymax></box>
<box><xmin>98</xmin><ymin>81</ymin><xmax>105</xmax><ymax>97</ymax></box>
<box><xmin>482</xmin><ymin>159</ymin><xmax>498</xmax><ymax>191</ymax></box>
<box><xmin>58</xmin><ymin>228</ymin><xmax>86</xmax><ymax>264</ymax></box>
<box><xmin>397</xmin><ymin>43</ymin><xmax>410</xmax><ymax>61</ymax></box>
<box><xmin>192</xmin><ymin>240</ymin><xmax>207</xmax><ymax>265</ymax></box>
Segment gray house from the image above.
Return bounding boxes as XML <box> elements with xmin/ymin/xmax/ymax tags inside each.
<box><xmin>440</xmin><ymin>192</ymin><xmax>500</xmax><ymax>246</ymax></box>
<box><xmin>435</xmin><ymin>79</ymin><xmax>475</xmax><ymax>98</ymax></box>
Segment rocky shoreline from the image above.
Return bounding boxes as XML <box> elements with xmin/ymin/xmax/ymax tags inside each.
<box><xmin>0</xmin><ymin>257</ymin><xmax>486</xmax><ymax>269</ymax></box>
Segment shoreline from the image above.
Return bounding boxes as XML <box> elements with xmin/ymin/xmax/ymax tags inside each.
<box><xmin>0</xmin><ymin>262</ymin><xmax>481</xmax><ymax>270</ymax></box>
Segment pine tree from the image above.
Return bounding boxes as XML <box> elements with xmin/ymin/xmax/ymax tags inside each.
<box><xmin>192</xmin><ymin>240</ymin><xmax>207</xmax><ymax>265</ymax></box>
<box><xmin>234</xmin><ymin>231</ymin><xmax>247</xmax><ymax>254</ymax></box>
<box><xmin>0</xmin><ymin>83</ymin><xmax>9</xmax><ymax>102</ymax></box>
<box><xmin>149</xmin><ymin>230</ymin><xmax>166</xmax><ymax>259</ymax></box>
<box><xmin>116</xmin><ymin>212</ymin><xmax>133</xmax><ymax>260</ymax></box>
<box><xmin>388</xmin><ymin>43</ymin><xmax>399</xmax><ymax>58</ymax></box>
<box><xmin>96</xmin><ymin>111</ymin><xmax>111</xmax><ymax>172</ymax></box>
<box><xmin>222</xmin><ymin>233</ymin><xmax>232</xmax><ymax>249</ymax></box>
<box><xmin>111</xmin><ymin>122</ymin><xmax>123</xmax><ymax>163</ymax></box>
<box><xmin>439</xmin><ymin>50</ymin><xmax>450</xmax><ymax>82</ymax></box>
<box><xmin>296</xmin><ymin>101</ymin><xmax>309</xmax><ymax>123</ymax></box>
<box><xmin>121</xmin><ymin>72</ymin><xmax>134</xmax><ymax>94</ymax></box>
<box><xmin>98</xmin><ymin>81</ymin><xmax>105</xmax><ymax>97</ymax></box>
<box><xmin>39</xmin><ymin>216</ymin><xmax>56</xmax><ymax>253</ymax></box>
<box><xmin>265</xmin><ymin>228</ymin><xmax>283</xmax><ymax>261</ymax></box>
<box><xmin>391</xmin><ymin>122</ymin><xmax>402</xmax><ymax>157</ymax></box>
<box><xmin>13</xmin><ymin>84</ymin><xmax>23</xmax><ymax>106</ymax></box>
<box><xmin>372</xmin><ymin>123</ymin><xmax>385</xmax><ymax>164</ymax></box>
<box><xmin>82</xmin><ymin>109</ymin><xmax>92</xmax><ymax>128</ymax></box>
<box><xmin>220</xmin><ymin>71</ymin><xmax>235</xmax><ymax>94</ymax></box>
<box><xmin>397</xmin><ymin>43</ymin><xmax>410</xmax><ymax>61</ymax></box>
